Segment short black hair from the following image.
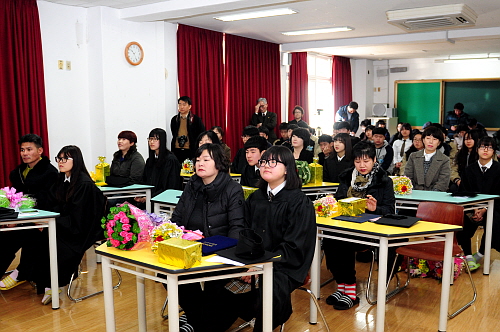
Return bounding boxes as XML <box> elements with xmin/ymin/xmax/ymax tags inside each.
<box><xmin>291</xmin><ymin>128</ymin><xmax>310</xmax><ymax>143</ymax></box>
<box><xmin>454</xmin><ymin>102</ymin><xmax>464</xmax><ymax>111</ymax></box>
<box><xmin>372</xmin><ymin>127</ymin><xmax>388</xmax><ymax>137</ymax></box>
<box><xmin>336</xmin><ymin>121</ymin><xmax>351</xmax><ymax>131</ymax></box>
<box><xmin>293</xmin><ymin>105</ymin><xmax>304</xmax><ymax>114</ymax></box>
<box><xmin>210</xmin><ymin>126</ymin><xmax>224</xmax><ymax>137</ymax></box>
<box><xmin>18</xmin><ymin>134</ymin><xmax>43</xmax><ymax>148</ymax></box>
<box><xmin>287</xmin><ymin>124</ymin><xmax>299</xmax><ymax>131</ymax></box>
<box><xmin>178</xmin><ymin>96</ymin><xmax>192</xmax><ymax>105</ymax></box>
<box><xmin>456</xmin><ymin>124</ymin><xmax>468</xmax><ymax>133</ymax></box>
<box><xmin>477</xmin><ymin>136</ymin><xmax>497</xmax><ymax>152</ymax></box>
<box><xmin>257</xmin><ymin>146</ymin><xmax>301</xmax><ymax>190</ymax></box>
<box><xmin>467</xmin><ymin>118</ymin><xmax>478</xmax><ymax>127</ymax></box>
<box><xmin>318</xmin><ymin>134</ymin><xmax>333</xmax><ymax>144</ymax></box>
<box><xmin>258</xmin><ymin>126</ymin><xmax>270</xmax><ymax>136</ymax></box>
<box><xmin>196</xmin><ymin>131</ymin><xmax>220</xmax><ymax>146</ymax></box>
<box><xmin>242</xmin><ymin>125</ymin><xmax>259</xmax><ymax>137</ymax></box>
<box><xmin>376</xmin><ymin>119</ymin><xmax>386</xmax><ymax>126</ymax></box>
<box><xmin>195</xmin><ymin>143</ymin><xmax>229</xmax><ymax>173</ymax></box>
<box><xmin>397</xmin><ymin>123</ymin><xmax>412</xmax><ymax>139</ymax></box>
<box><xmin>365</xmin><ymin>125</ymin><xmax>375</xmax><ymax>132</ymax></box>
<box><xmin>333</xmin><ymin>133</ymin><xmax>353</xmax><ymax>161</ymax></box>
<box><xmin>348</xmin><ymin>101</ymin><xmax>358</xmax><ymax>110</ymax></box>
<box><xmin>422</xmin><ymin>126</ymin><xmax>444</xmax><ymax>144</ymax></box>
<box><xmin>279</xmin><ymin>122</ymin><xmax>289</xmax><ymax>131</ymax></box>
<box><xmin>360</xmin><ymin>119</ymin><xmax>371</xmax><ymax>127</ymax></box>
<box><xmin>352</xmin><ymin>141</ymin><xmax>376</xmax><ymax>160</ymax></box>
<box><xmin>244</xmin><ymin>136</ymin><xmax>268</xmax><ymax>152</ymax></box>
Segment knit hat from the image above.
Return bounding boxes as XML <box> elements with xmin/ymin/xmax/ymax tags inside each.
<box><xmin>118</xmin><ymin>130</ymin><xmax>137</xmax><ymax>144</ymax></box>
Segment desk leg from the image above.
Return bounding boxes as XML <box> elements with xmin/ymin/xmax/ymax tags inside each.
<box><xmin>376</xmin><ymin>237</ymin><xmax>388</xmax><ymax>332</ymax></box>
<box><xmin>167</xmin><ymin>275</ymin><xmax>180</xmax><ymax>332</ymax></box>
<box><xmin>154</xmin><ymin>202</ymin><xmax>159</xmax><ymax>214</ymax></box>
<box><xmin>102</xmin><ymin>257</ymin><xmax>116</xmax><ymax>332</ymax></box>
<box><xmin>262</xmin><ymin>262</ymin><xmax>273</xmax><ymax>332</ymax></box>
<box><xmin>483</xmin><ymin>200</ymin><xmax>494</xmax><ymax>275</ymax></box>
<box><xmin>145</xmin><ymin>189</ymin><xmax>152</xmax><ymax>212</ymax></box>
<box><xmin>136</xmin><ymin>268</ymin><xmax>147</xmax><ymax>332</ymax></box>
<box><xmin>439</xmin><ymin>233</ymin><xmax>453</xmax><ymax>332</ymax></box>
<box><xmin>309</xmin><ymin>231</ymin><xmax>321</xmax><ymax>324</ymax></box>
<box><xmin>48</xmin><ymin>218</ymin><xmax>60</xmax><ymax>310</ymax></box>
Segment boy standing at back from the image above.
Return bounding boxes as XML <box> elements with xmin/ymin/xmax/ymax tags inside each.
<box><xmin>404</xmin><ymin>126</ymin><xmax>450</xmax><ymax>191</ymax></box>
<box><xmin>240</xmin><ymin>136</ymin><xmax>268</xmax><ymax>187</ymax></box>
<box><xmin>372</xmin><ymin>127</ymin><xmax>393</xmax><ymax>172</ymax></box>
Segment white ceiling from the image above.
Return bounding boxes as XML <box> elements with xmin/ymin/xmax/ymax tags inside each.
<box><xmin>42</xmin><ymin>0</ymin><xmax>500</xmax><ymax>60</ymax></box>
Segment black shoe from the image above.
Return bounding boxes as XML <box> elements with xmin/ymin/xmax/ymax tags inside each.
<box><xmin>326</xmin><ymin>290</ymin><xmax>343</xmax><ymax>305</ymax></box>
<box><xmin>333</xmin><ymin>295</ymin><xmax>360</xmax><ymax>310</ymax></box>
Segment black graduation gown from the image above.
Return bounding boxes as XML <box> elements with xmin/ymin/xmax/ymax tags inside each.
<box><xmin>323</xmin><ymin>155</ymin><xmax>353</xmax><ymax>183</ymax></box>
<box><xmin>36</xmin><ymin>175</ymin><xmax>106</xmax><ymax>287</ymax></box>
<box><xmin>142</xmin><ymin>152</ymin><xmax>183</xmax><ymax>197</ymax></box>
<box><xmin>240</xmin><ymin>164</ymin><xmax>260</xmax><ymax>187</ymax></box>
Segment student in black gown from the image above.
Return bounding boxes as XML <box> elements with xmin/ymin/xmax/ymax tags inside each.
<box><xmin>134</xmin><ymin>128</ymin><xmax>182</xmax><ymax>209</ymax></box>
<box><xmin>37</xmin><ymin>145</ymin><xmax>106</xmax><ymax>304</ymax></box>
<box><xmin>291</xmin><ymin>127</ymin><xmax>313</xmax><ymax>163</ymax></box>
<box><xmin>323</xmin><ymin>133</ymin><xmax>353</xmax><ymax>183</ymax></box>
<box><xmin>240</xmin><ymin>136</ymin><xmax>268</xmax><ymax>187</ymax></box>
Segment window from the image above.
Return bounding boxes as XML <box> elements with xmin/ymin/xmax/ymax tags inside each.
<box><xmin>308</xmin><ymin>54</ymin><xmax>334</xmax><ymax>135</ymax></box>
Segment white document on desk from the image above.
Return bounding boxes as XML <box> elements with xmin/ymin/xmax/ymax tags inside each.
<box><xmin>206</xmin><ymin>256</ymin><xmax>245</xmax><ymax>266</ymax></box>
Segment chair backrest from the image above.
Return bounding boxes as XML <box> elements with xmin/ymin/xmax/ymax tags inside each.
<box><xmin>416</xmin><ymin>201</ymin><xmax>464</xmax><ymax>227</ymax></box>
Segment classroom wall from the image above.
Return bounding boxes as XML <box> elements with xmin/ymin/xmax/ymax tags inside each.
<box><xmin>372</xmin><ymin>57</ymin><xmax>500</xmax><ymax>116</ymax></box>
<box><xmin>37</xmin><ymin>1</ymin><xmax>178</xmax><ymax>167</ymax></box>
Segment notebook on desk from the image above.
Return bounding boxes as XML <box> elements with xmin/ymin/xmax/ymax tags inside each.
<box><xmin>375</xmin><ymin>215</ymin><xmax>420</xmax><ymax>228</ymax></box>
<box><xmin>332</xmin><ymin>213</ymin><xmax>381</xmax><ymax>223</ymax></box>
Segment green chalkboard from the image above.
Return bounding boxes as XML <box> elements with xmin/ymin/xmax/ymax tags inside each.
<box><xmin>396</xmin><ymin>81</ymin><xmax>441</xmax><ymax>127</ymax></box>
<box><xmin>444</xmin><ymin>81</ymin><xmax>500</xmax><ymax>129</ymax></box>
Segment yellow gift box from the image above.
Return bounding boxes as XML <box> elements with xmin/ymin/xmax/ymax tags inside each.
<box><xmin>308</xmin><ymin>162</ymin><xmax>323</xmax><ymax>185</ymax></box>
<box><xmin>338</xmin><ymin>197</ymin><xmax>367</xmax><ymax>216</ymax></box>
<box><xmin>242</xmin><ymin>186</ymin><xmax>258</xmax><ymax>200</ymax></box>
<box><xmin>157</xmin><ymin>238</ymin><xmax>202</xmax><ymax>269</ymax></box>
<box><xmin>95</xmin><ymin>156</ymin><xmax>110</xmax><ymax>183</ymax></box>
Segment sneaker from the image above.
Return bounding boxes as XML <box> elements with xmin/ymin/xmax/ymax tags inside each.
<box><xmin>326</xmin><ymin>290</ymin><xmax>343</xmax><ymax>305</ymax></box>
<box><xmin>179</xmin><ymin>322</ymin><xmax>194</xmax><ymax>332</ymax></box>
<box><xmin>467</xmin><ymin>260</ymin><xmax>480</xmax><ymax>272</ymax></box>
<box><xmin>333</xmin><ymin>295</ymin><xmax>360</xmax><ymax>310</ymax></box>
<box><xmin>473</xmin><ymin>252</ymin><xmax>484</xmax><ymax>263</ymax></box>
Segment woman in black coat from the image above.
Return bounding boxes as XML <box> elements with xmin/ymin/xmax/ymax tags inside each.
<box><xmin>38</xmin><ymin>145</ymin><xmax>106</xmax><ymax>304</ymax></box>
<box><xmin>323</xmin><ymin>141</ymin><xmax>395</xmax><ymax>310</ymax></box>
<box><xmin>324</xmin><ymin>133</ymin><xmax>354</xmax><ymax>183</ymax></box>
<box><xmin>134</xmin><ymin>128</ymin><xmax>182</xmax><ymax>208</ymax></box>
<box><xmin>166</xmin><ymin>144</ymin><xmax>245</xmax><ymax>332</ymax></box>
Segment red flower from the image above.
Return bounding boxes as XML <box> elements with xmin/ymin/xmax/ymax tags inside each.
<box><xmin>317</xmin><ymin>205</ymin><xmax>323</xmax><ymax>211</ymax></box>
<box><xmin>155</xmin><ymin>236</ymin><xmax>164</xmax><ymax>242</ymax></box>
<box><xmin>401</xmin><ymin>186</ymin><xmax>408</xmax><ymax>192</ymax></box>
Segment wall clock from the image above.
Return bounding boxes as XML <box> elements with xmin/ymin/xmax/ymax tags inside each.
<box><xmin>125</xmin><ymin>41</ymin><xmax>144</xmax><ymax>66</ymax></box>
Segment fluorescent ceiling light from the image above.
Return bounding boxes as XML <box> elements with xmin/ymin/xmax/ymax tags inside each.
<box><xmin>282</xmin><ymin>26</ymin><xmax>353</xmax><ymax>36</ymax></box>
<box><xmin>442</xmin><ymin>58</ymin><xmax>499</xmax><ymax>63</ymax></box>
<box><xmin>435</xmin><ymin>54</ymin><xmax>500</xmax><ymax>63</ymax></box>
<box><xmin>214</xmin><ymin>8</ymin><xmax>297</xmax><ymax>22</ymax></box>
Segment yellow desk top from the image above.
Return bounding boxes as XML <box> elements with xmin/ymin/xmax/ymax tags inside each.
<box><xmin>95</xmin><ymin>243</ymin><xmax>226</xmax><ymax>274</ymax></box>
<box><xmin>302</xmin><ymin>182</ymin><xmax>339</xmax><ymax>188</ymax></box>
<box><xmin>181</xmin><ymin>172</ymin><xmax>241</xmax><ymax>177</ymax></box>
<box><xmin>316</xmin><ymin>216</ymin><xmax>462</xmax><ymax>238</ymax></box>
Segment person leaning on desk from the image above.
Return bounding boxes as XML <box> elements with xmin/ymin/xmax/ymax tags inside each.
<box><xmin>323</xmin><ymin>140</ymin><xmax>396</xmax><ymax>310</ymax></box>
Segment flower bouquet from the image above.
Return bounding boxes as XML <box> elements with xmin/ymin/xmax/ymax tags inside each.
<box><xmin>182</xmin><ymin>159</ymin><xmax>194</xmax><ymax>174</ymax></box>
<box><xmin>390</xmin><ymin>176</ymin><xmax>413</xmax><ymax>195</ymax></box>
<box><xmin>313</xmin><ymin>195</ymin><xmax>340</xmax><ymax>217</ymax></box>
<box><xmin>0</xmin><ymin>187</ymin><xmax>36</xmax><ymax>211</ymax></box>
<box><xmin>101</xmin><ymin>203</ymin><xmax>153</xmax><ymax>250</ymax></box>
<box><xmin>150</xmin><ymin>221</ymin><xmax>203</xmax><ymax>253</ymax></box>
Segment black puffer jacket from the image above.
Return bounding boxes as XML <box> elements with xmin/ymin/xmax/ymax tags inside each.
<box><xmin>171</xmin><ymin>172</ymin><xmax>245</xmax><ymax>239</ymax></box>
<box><xmin>335</xmin><ymin>166</ymin><xmax>395</xmax><ymax>215</ymax></box>
<box><xmin>9</xmin><ymin>156</ymin><xmax>58</xmax><ymax>210</ymax></box>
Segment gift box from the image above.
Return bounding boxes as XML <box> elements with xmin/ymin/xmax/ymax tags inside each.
<box><xmin>241</xmin><ymin>186</ymin><xmax>258</xmax><ymax>200</ymax></box>
<box><xmin>338</xmin><ymin>197</ymin><xmax>367</xmax><ymax>216</ymax></box>
<box><xmin>157</xmin><ymin>238</ymin><xmax>202</xmax><ymax>269</ymax></box>
<box><xmin>308</xmin><ymin>162</ymin><xmax>323</xmax><ymax>185</ymax></box>
<box><xmin>95</xmin><ymin>156</ymin><xmax>110</xmax><ymax>183</ymax></box>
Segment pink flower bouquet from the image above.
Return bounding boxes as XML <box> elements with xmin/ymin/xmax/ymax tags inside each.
<box><xmin>0</xmin><ymin>187</ymin><xmax>36</xmax><ymax>210</ymax></box>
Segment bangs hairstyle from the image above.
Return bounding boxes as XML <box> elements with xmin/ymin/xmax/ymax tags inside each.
<box><xmin>54</xmin><ymin>145</ymin><xmax>91</xmax><ymax>202</ymax></box>
<box><xmin>333</xmin><ymin>133</ymin><xmax>353</xmax><ymax>160</ymax></box>
<box><xmin>397</xmin><ymin>123</ymin><xmax>413</xmax><ymax>139</ymax></box>
<box><xmin>257</xmin><ymin>145</ymin><xmax>302</xmax><ymax>190</ymax></box>
<box><xmin>195</xmin><ymin>143</ymin><xmax>229</xmax><ymax>173</ymax></box>
<box><xmin>293</xmin><ymin>105</ymin><xmax>304</xmax><ymax>114</ymax></box>
<box><xmin>422</xmin><ymin>126</ymin><xmax>444</xmax><ymax>144</ymax></box>
<box><xmin>318</xmin><ymin>134</ymin><xmax>333</xmax><ymax>144</ymax></box>
<box><xmin>19</xmin><ymin>134</ymin><xmax>43</xmax><ymax>148</ymax></box>
<box><xmin>352</xmin><ymin>141</ymin><xmax>376</xmax><ymax>160</ymax></box>
<box><xmin>147</xmin><ymin>128</ymin><xmax>171</xmax><ymax>167</ymax></box>
<box><xmin>210</xmin><ymin>126</ymin><xmax>224</xmax><ymax>137</ymax></box>
<box><xmin>477</xmin><ymin>136</ymin><xmax>497</xmax><ymax>152</ymax></box>
<box><xmin>196</xmin><ymin>131</ymin><xmax>221</xmax><ymax>146</ymax></box>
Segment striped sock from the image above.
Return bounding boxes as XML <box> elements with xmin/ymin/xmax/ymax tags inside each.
<box><xmin>337</xmin><ymin>283</ymin><xmax>345</xmax><ymax>294</ymax></box>
<box><xmin>179</xmin><ymin>323</ymin><xmax>194</xmax><ymax>332</ymax></box>
<box><xmin>344</xmin><ymin>283</ymin><xmax>357</xmax><ymax>300</ymax></box>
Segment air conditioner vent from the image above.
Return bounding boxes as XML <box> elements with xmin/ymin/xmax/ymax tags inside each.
<box><xmin>387</xmin><ymin>4</ymin><xmax>477</xmax><ymax>32</ymax></box>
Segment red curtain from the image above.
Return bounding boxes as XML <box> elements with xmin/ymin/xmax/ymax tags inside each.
<box><xmin>177</xmin><ymin>24</ymin><xmax>224</xmax><ymax>130</ymax></box>
<box><xmin>0</xmin><ymin>0</ymin><xmax>49</xmax><ymax>187</ymax></box>
<box><xmin>288</xmin><ymin>52</ymin><xmax>309</xmax><ymax>123</ymax></box>
<box><xmin>224</xmin><ymin>34</ymin><xmax>281</xmax><ymax>151</ymax></box>
<box><xmin>332</xmin><ymin>55</ymin><xmax>352</xmax><ymax>116</ymax></box>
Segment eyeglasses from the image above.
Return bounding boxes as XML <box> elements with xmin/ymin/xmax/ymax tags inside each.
<box><xmin>258</xmin><ymin>159</ymin><xmax>284</xmax><ymax>168</ymax></box>
<box><xmin>55</xmin><ymin>157</ymin><xmax>73</xmax><ymax>163</ymax></box>
<box><xmin>413</xmin><ymin>139</ymin><xmax>422</xmax><ymax>142</ymax></box>
<box><xmin>478</xmin><ymin>145</ymin><xmax>493</xmax><ymax>151</ymax></box>
<box><xmin>147</xmin><ymin>137</ymin><xmax>159</xmax><ymax>142</ymax></box>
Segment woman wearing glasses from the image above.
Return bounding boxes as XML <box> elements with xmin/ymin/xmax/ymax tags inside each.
<box><xmin>37</xmin><ymin>145</ymin><xmax>106</xmax><ymax>304</ymax></box>
<box><xmin>238</xmin><ymin>145</ymin><xmax>316</xmax><ymax>331</ymax></box>
<box><xmin>134</xmin><ymin>128</ymin><xmax>182</xmax><ymax>207</ymax></box>
<box><xmin>165</xmin><ymin>143</ymin><xmax>245</xmax><ymax>332</ymax></box>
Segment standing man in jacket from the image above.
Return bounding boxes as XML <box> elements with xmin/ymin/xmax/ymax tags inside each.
<box><xmin>251</xmin><ymin>98</ymin><xmax>277</xmax><ymax>142</ymax></box>
<box><xmin>170</xmin><ymin>96</ymin><xmax>206</xmax><ymax>163</ymax></box>
<box><xmin>444</xmin><ymin>102</ymin><xmax>469</xmax><ymax>139</ymax></box>
<box><xmin>336</xmin><ymin>101</ymin><xmax>360</xmax><ymax>136</ymax></box>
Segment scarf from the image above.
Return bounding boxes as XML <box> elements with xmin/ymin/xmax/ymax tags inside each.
<box><xmin>347</xmin><ymin>163</ymin><xmax>380</xmax><ymax>198</ymax></box>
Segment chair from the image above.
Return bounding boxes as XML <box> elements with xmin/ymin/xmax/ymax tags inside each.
<box><xmin>388</xmin><ymin>201</ymin><xmax>477</xmax><ymax>318</ymax></box>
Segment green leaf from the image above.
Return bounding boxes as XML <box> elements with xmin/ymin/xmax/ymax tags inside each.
<box><xmin>132</xmin><ymin>223</ymin><xmax>141</xmax><ymax>234</ymax></box>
